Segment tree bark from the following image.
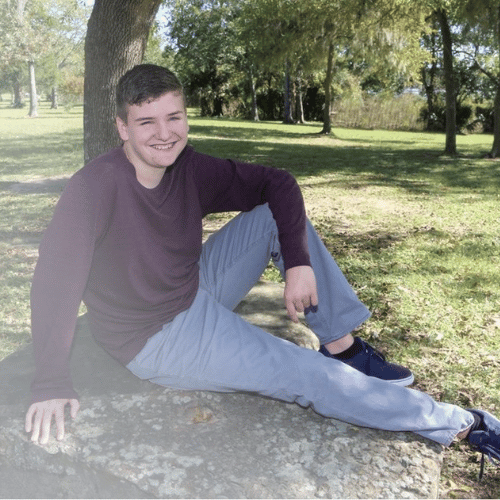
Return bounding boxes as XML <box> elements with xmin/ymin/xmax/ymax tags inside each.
<box><xmin>489</xmin><ymin>5</ymin><xmax>500</xmax><ymax>158</ymax></box>
<box><xmin>84</xmin><ymin>0</ymin><xmax>162</xmax><ymax>164</ymax></box>
<box><xmin>51</xmin><ymin>86</ymin><xmax>58</xmax><ymax>109</ymax></box>
<box><xmin>12</xmin><ymin>72</ymin><xmax>23</xmax><ymax>108</ymax></box>
<box><xmin>436</xmin><ymin>8</ymin><xmax>457</xmax><ymax>155</ymax></box>
<box><xmin>28</xmin><ymin>60</ymin><xmax>38</xmax><ymax>118</ymax></box>
<box><xmin>321</xmin><ymin>41</ymin><xmax>334</xmax><ymax>135</ymax></box>
<box><xmin>296</xmin><ymin>71</ymin><xmax>305</xmax><ymax>124</ymax></box>
<box><xmin>490</xmin><ymin>84</ymin><xmax>500</xmax><ymax>157</ymax></box>
<box><xmin>421</xmin><ymin>18</ymin><xmax>438</xmax><ymax>131</ymax></box>
<box><xmin>283</xmin><ymin>60</ymin><xmax>294</xmax><ymax>124</ymax></box>
<box><xmin>249</xmin><ymin>66</ymin><xmax>259</xmax><ymax>122</ymax></box>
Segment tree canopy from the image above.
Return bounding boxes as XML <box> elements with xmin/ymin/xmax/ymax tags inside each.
<box><xmin>3</xmin><ymin>0</ymin><xmax>500</xmax><ymax>157</ymax></box>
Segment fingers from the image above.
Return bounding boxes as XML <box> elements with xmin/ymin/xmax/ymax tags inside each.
<box><xmin>27</xmin><ymin>404</ymin><xmax>44</xmax><ymax>443</ymax></box>
<box><xmin>285</xmin><ymin>292</ymin><xmax>320</xmax><ymax>323</ymax></box>
<box><xmin>39</xmin><ymin>405</ymin><xmax>58</xmax><ymax>444</ymax></box>
<box><xmin>53</xmin><ymin>402</ymin><xmax>66</xmax><ymax>442</ymax></box>
<box><xmin>286</xmin><ymin>299</ymin><xmax>299</xmax><ymax>323</ymax></box>
<box><xmin>285</xmin><ymin>296</ymin><xmax>312</xmax><ymax>323</ymax></box>
<box><xmin>310</xmin><ymin>289</ymin><xmax>319</xmax><ymax>307</ymax></box>
<box><xmin>69</xmin><ymin>399</ymin><xmax>80</xmax><ymax>419</ymax></box>
<box><xmin>25</xmin><ymin>404</ymin><xmax>35</xmax><ymax>433</ymax></box>
<box><xmin>25</xmin><ymin>399</ymin><xmax>79</xmax><ymax>444</ymax></box>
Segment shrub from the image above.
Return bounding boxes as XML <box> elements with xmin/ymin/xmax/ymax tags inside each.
<box><xmin>60</xmin><ymin>75</ymin><xmax>84</xmax><ymax>111</ymax></box>
<box><xmin>333</xmin><ymin>93</ymin><xmax>426</xmax><ymax>131</ymax></box>
<box><xmin>475</xmin><ymin>105</ymin><xmax>494</xmax><ymax>133</ymax></box>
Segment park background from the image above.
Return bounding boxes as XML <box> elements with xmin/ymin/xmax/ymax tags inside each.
<box><xmin>2</xmin><ymin>0</ymin><xmax>500</xmax><ymax>497</ymax></box>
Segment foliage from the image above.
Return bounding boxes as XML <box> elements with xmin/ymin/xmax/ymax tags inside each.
<box><xmin>35</xmin><ymin>0</ymin><xmax>89</xmax><ymax>93</ymax></box>
<box><xmin>335</xmin><ymin>92</ymin><xmax>426</xmax><ymax>131</ymax></box>
<box><xmin>0</xmin><ymin>0</ymin><xmax>89</xmax><ymax>107</ymax></box>
<box><xmin>164</xmin><ymin>0</ymin><xmax>243</xmax><ymax>116</ymax></box>
<box><xmin>163</xmin><ymin>0</ymin><xmax>431</xmax><ymax>129</ymax></box>
<box><xmin>419</xmin><ymin>97</ymin><xmax>476</xmax><ymax>133</ymax></box>
<box><xmin>59</xmin><ymin>74</ymin><xmax>84</xmax><ymax>109</ymax></box>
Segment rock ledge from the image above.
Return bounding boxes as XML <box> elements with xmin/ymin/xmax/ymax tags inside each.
<box><xmin>0</xmin><ymin>281</ymin><xmax>442</xmax><ymax>498</ymax></box>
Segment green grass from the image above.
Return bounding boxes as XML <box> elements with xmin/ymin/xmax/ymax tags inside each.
<box><xmin>1</xmin><ymin>100</ymin><xmax>500</xmax><ymax>497</ymax></box>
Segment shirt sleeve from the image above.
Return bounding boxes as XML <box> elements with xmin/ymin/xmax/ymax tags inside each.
<box><xmin>193</xmin><ymin>153</ymin><xmax>311</xmax><ymax>270</ymax></box>
<box><xmin>30</xmin><ymin>173</ymin><xmax>102</xmax><ymax>404</ymax></box>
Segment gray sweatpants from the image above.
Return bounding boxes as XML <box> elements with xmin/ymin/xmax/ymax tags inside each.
<box><xmin>127</xmin><ymin>204</ymin><xmax>473</xmax><ymax>446</ymax></box>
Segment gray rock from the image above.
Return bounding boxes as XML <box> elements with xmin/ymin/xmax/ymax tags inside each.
<box><xmin>0</xmin><ymin>281</ymin><xmax>442</xmax><ymax>498</ymax></box>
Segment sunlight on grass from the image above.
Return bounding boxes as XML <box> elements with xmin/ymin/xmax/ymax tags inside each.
<box><xmin>1</xmin><ymin>101</ymin><xmax>500</xmax><ymax>494</ymax></box>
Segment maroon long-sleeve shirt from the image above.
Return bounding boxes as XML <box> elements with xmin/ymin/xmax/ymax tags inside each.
<box><xmin>30</xmin><ymin>145</ymin><xmax>311</xmax><ymax>403</ymax></box>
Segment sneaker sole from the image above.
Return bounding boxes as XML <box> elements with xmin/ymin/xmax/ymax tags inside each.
<box><xmin>387</xmin><ymin>374</ymin><xmax>414</xmax><ymax>387</ymax></box>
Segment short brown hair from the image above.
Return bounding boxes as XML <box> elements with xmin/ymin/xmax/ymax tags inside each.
<box><xmin>116</xmin><ymin>64</ymin><xmax>184</xmax><ymax>122</ymax></box>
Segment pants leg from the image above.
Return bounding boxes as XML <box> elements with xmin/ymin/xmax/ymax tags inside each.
<box><xmin>198</xmin><ymin>204</ymin><xmax>371</xmax><ymax>345</ymax></box>
<box><xmin>127</xmin><ymin>204</ymin><xmax>474</xmax><ymax>445</ymax></box>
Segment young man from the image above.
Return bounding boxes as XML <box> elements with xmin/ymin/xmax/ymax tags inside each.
<box><xmin>26</xmin><ymin>64</ymin><xmax>500</xmax><ymax>479</ymax></box>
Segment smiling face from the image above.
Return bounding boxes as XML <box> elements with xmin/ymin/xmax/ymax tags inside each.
<box><xmin>116</xmin><ymin>91</ymin><xmax>189</xmax><ymax>186</ymax></box>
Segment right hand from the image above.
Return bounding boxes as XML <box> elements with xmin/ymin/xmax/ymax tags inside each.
<box><xmin>25</xmin><ymin>398</ymin><xmax>80</xmax><ymax>444</ymax></box>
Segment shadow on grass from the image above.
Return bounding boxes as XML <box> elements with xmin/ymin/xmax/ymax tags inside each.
<box><xmin>314</xmin><ymin>220</ymin><xmax>500</xmax><ymax>308</ymax></box>
<box><xmin>0</xmin><ymin>128</ymin><xmax>83</xmax><ymax>178</ymax></box>
<box><xmin>188</xmin><ymin>121</ymin><xmax>323</xmax><ymax>140</ymax></box>
<box><xmin>187</xmin><ymin>126</ymin><xmax>500</xmax><ymax>195</ymax></box>
<box><xmin>1</xmin><ymin>121</ymin><xmax>499</xmax><ymax>197</ymax></box>
<box><xmin>0</xmin><ymin>177</ymin><xmax>69</xmax><ymax>194</ymax></box>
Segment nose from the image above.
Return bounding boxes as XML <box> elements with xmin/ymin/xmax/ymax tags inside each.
<box><xmin>155</xmin><ymin>120</ymin><xmax>172</xmax><ymax>141</ymax></box>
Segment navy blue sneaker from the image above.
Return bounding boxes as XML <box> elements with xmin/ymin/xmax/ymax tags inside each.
<box><xmin>467</xmin><ymin>409</ymin><xmax>500</xmax><ymax>480</ymax></box>
<box><xmin>319</xmin><ymin>337</ymin><xmax>414</xmax><ymax>386</ymax></box>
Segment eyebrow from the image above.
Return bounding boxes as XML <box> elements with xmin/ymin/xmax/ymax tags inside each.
<box><xmin>134</xmin><ymin>110</ymin><xmax>184</xmax><ymax>122</ymax></box>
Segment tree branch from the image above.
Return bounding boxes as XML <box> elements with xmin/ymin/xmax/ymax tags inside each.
<box><xmin>473</xmin><ymin>59</ymin><xmax>500</xmax><ymax>85</ymax></box>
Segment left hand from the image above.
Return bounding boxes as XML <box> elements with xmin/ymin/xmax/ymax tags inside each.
<box><xmin>284</xmin><ymin>265</ymin><xmax>319</xmax><ymax>323</ymax></box>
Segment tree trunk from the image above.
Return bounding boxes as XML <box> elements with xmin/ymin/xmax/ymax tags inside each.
<box><xmin>321</xmin><ymin>41</ymin><xmax>334</xmax><ymax>135</ymax></box>
<box><xmin>490</xmin><ymin>84</ymin><xmax>500</xmax><ymax>157</ymax></box>
<box><xmin>421</xmin><ymin>19</ymin><xmax>438</xmax><ymax>131</ymax></box>
<box><xmin>296</xmin><ymin>72</ymin><xmax>305</xmax><ymax>124</ymax></box>
<box><xmin>12</xmin><ymin>73</ymin><xmax>23</xmax><ymax>108</ymax></box>
<box><xmin>249</xmin><ymin>66</ymin><xmax>259</xmax><ymax>122</ymax></box>
<box><xmin>28</xmin><ymin>60</ymin><xmax>38</xmax><ymax>118</ymax></box>
<box><xmin>51</xmin><ymin>86</ymin><xmax>58</xmax><ymax>109</ymax></box>
<box><xmin>436</xmin><ymin>8</ymin><xmax>457</xmax><ymax>155</ymax></box>
<box><xmin>212</xmin><ymin>96</ymin><xmax>223</xmax><ymax>117</ymax></box>
<box><xmin>283</xmin><ymin>60</ymin><xmax>294</xmax><ymax>124</ymax></box>
<box><xmin>84</xmin><ymin>0</ymin><xmax>162</xmax><ymax>164</ymax></box>
<box><xmin>490</xmin><ymin>5</ymin><xmax>500</xmax><ymax>158</ymax></box>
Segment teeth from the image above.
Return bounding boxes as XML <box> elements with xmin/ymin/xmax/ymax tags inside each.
<box><xmin>152</xmin><ymin>143</ymin><xmax>174</xmax><ymax>150</ymax></box>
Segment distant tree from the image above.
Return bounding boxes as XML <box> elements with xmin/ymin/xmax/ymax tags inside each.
<box><xmin>463</xmin><ymin>0</ymin><xmax>500</xmax><ymax>157</ymax></box>
<box><xmin>0</xmin><ymin>0</ymin><xmax>88</xmax><ymax>115</ymax></box>
<box><xmin>435</xmin><ymin>7</ymin><xmax>458</xmax><ymax>155</ymax></box>
<box><xmin>84</xmin><ymin>0</ymin><xmax>162</xmax><ymax>163</ymax></box>
<box><xmin>28</xmin><ymin>59</ymin><xmax>37</xmax><ymax>116</ymax></box>
<box><xmin>0</xmin><ymin>0</ymin><xmax>41</xmax><ymax>113</ymax></box>
<box><xmin>421</xmin><ymin>14</ymin><xmax>442</xmax><ymax>131</ymax></box>
<box><xmin>165</xmin><ymin>0</ymin><xmax>242</xmax><ymax>117</ymax></box>
<box><xmin>38</xmin><ymin>0</ymin><xmax>89</xmax><ymax>109</ymax></box>
<box><xmin>239</xmin><ymin>0</ymin><xmax>428</xmax><ymax>133</ymax></box>
<box><xmin>420</xmin><ymin>0</ymin><xmax>493</xmax><ymax>155</ymax></box>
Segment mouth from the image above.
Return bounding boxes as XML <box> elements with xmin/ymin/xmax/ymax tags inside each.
<box><xmin>151</xmin><ymin>142</ymin><xmax>176</xmax><ymax>151</ymax></box>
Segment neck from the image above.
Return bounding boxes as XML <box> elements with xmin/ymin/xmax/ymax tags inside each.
<box><xmin>135</xmin><ymin>168</ymin><xmax>165</xmax><ymax>189</ymax></box>
<box><xmin>122</xmin><ymin>144</ymin><xmax>165</xmax><ymax>189</ymax></box>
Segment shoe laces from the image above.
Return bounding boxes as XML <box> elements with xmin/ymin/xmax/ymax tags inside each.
<box><xmin>363</xmin><ymin>341</ymin><xmax>386</xmax><ymax>362</ymax></box>
<box><xmin>470</xmin><ymin>426</ymin><xmax>500</xmax><ymax>481</ymax></box>
<box><xmin>477</xmin><ymin>442</ymin><xmax>500</xmax><ymax>481</ymax></box>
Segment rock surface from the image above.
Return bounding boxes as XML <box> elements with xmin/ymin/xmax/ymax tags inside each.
<box><xmin>0</xmin><ymin>281</ymin><xmax>443</xmax><ymax>498</ymax></box>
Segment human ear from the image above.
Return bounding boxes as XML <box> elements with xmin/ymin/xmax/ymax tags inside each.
<box><xmin>116</xmin><ymin>116</ymin><xmax>129</xmax><ymax>142</ymax></box>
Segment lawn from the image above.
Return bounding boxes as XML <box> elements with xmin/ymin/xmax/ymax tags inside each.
<box><xmin>1</xmin><ymin>100</ymin><xmax>499</xmax><ymax>497</ymax></box>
